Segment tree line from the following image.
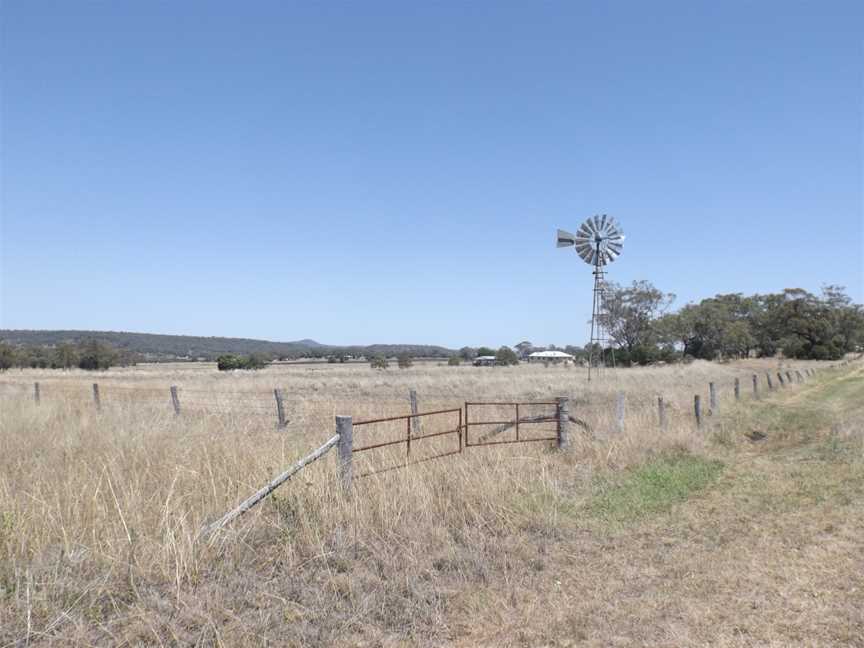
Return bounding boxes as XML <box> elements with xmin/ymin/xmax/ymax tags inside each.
<box><xmin>601</xmin><ymin>282</ymin><xmax>862</xmax><ymax>364</ymax></box>
<box><xmin>455</xmin><ymin>284</ymin><xmax>862</xmax><ymax>367</ymax></box>
<box><xmin>0</xmin><ymin>340</ymin><xmax>140</xmax><ymax>371</ymax></box>
<box><xmin>0</xmin><ymin>329</ymin><xmax>453</xmax><ymax>361</ymax></box>
<box><xmin>2</xmin><ymin>284</ymin><xmax>860</xmax><ymax>372</ymax></box>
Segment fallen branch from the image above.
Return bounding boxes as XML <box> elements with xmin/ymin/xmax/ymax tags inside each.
<box><xmin>476</xmin><ymin>415</ymin><xmax>555</xmax><ymax>442</ymax></box>
<box><xmin>199</xmin><ymin>434</ymin><xmax>340</xmax><ymax>540</ymax></box>
<box><xmin>569</xmin><ymin>415</ymin><xmax>594</xmax><ymax>439</ymax></box>
<box><xmin>476</xmin><ymin>414</ymin><xmax>592</xmax><ymax>443</ymax></box>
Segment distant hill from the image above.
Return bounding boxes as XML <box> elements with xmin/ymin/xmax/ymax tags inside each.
<box><xmin>0</xmin><ymin>329</ymin><xmax>454</xmax><ymax>360</ymax></box>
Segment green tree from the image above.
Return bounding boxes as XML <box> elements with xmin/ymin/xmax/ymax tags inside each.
<box><xmin>514</xmin><ymin>341</ymin><xmax>534</xmax><ymax>359</ymax></box>
<box><xmin>476</xmin><ymin>347</ymin><xmax>496</xmax><ymax>357</ymax></box>
<box><xmin>77</xmin><ymin>340</ymin><xmax>117</xmax><ymax>370</ymax></box>
<box><xmin>447</xmin><ymin>356</ymin><xmax>461</xmax><ymax>366</ymax></box>
<box><xmin>370</xmin><ymin>355</ymin><xmax>388</xmax><ymax>370</ymax></box>
<box><xmin>53</xmin><ymin>343</ymin><xmax>79</xmax><ymax>370</ymax></box>
<box><xmin>245</xmin><ymin>353</ymin><xmax>270</xmax><ymax>369</ymax></box>
<box><xmin>217</xmin><ymin>354</ymin><xmax>242</xmax><ymax>370</ymax></box>
<box><xmin>495</xmin><ymin>346</ymin><xmax>519</xmax><ymax>366</ymax></box>
<box><xmin>459</xmin><ymin>347</ymin><xmax>477</xmax><ymax>361</ymax></box>
<box><xmin>397</xmin><ymin>353</ymin><xmax>413</xmax><ymax>369</ymax></box>
<box><xmin>603</xmin><ymin>280</ymin><xmax>675</xmax><ymax>363</ymax></box>
<box><xmin>0</xmin><ymin>342</ymin><xmax>15</xmax><ymax>371</ymax></box>
<box><xmin>217</xmin><ymin>353</ymin><xmax>269</xmax><ymax>370</ymax></box>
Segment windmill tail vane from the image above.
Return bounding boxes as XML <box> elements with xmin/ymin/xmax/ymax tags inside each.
<box><xmin>556</xmin><ymin>215</ymin><xmax>625</xmax><ymax>380</ymax></box>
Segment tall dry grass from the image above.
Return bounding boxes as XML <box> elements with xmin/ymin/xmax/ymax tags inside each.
<box><xmin>0</xmin><ymin>358</ymin><xmax>831</xmax><ymax>645</ymax></box>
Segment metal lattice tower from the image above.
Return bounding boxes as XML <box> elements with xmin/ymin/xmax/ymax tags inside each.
<box><xmin>556</xmin><ymin>215</ymin><xmax>625</xmax><ymax>380</ymax></box>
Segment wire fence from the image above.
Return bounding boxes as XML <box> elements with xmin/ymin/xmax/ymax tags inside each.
<box><xmin>2</xmin><ymin>362</ymin><xmax>854</xmax><ymax>537</ymax></box>
<box><xmin>0</xmin><ymin>361</ymin><xmax>850</xmax><ymax>432</ymax></box>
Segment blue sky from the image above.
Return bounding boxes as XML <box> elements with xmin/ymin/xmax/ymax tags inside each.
<box><xmin>1</xmin><ymin>2</ymin><xmax>862</xmax><ymax>348</ymax></box>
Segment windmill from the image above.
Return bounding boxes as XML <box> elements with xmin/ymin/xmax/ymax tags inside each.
<box><xmin>556</xmin><ymin>215</ymin><xmax>625</xmax><ymax>380</ymax></box>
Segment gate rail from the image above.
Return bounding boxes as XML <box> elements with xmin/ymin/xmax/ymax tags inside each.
<box><xmin>464</xmin><ymin>401</ymin><xmax>559</xmax><ymax>447</ymax></box>
<box><xmin>353</xmin><ymin>407</ymin><xmax>463</xmax><ymax>477</ymax></box>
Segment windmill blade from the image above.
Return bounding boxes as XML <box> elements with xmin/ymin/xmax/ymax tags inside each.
<box><xmin>556</xmin><ymin>229</ymin><xmax>576</xmax><ymax>247</ymax></box>
<box><xmin>559</xmin><ymin>215</ymin><xmax>625</xmax><ymax>267</ymax></box>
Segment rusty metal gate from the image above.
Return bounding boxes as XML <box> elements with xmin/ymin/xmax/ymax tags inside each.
<box><xmin>463</xmin><ymin>401</ymin><xmax>559</xmax><ymax>447</ymax></box>
<box><xmin>352</xmin><ymin>408</ymin><xmax>463</xmax><ymax>477</ymax></box>
<box><xmin>352</xmin><ymin>401</ymin><xmax>562</xmax><ymax>477</ymax></box>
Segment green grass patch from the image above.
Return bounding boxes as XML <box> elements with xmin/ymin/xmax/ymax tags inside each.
<box><xmin>807</xmin><ymin>371</ymin><xmax>864</xmax><ymax>408</ymax></box>
<box><xmin>588</xmin><ymin>452</ymin><xmax>724</xmax><ymax>524</ymax></box>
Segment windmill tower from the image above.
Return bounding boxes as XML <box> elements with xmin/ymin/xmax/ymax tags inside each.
<box><xmin>556</xmin><ymin>215</ymin><xmax>625</xmax><ymax>380</ymax></box>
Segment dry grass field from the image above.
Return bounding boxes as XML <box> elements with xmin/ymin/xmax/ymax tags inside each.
<box><xmin>0</xmin><ymin>358</ymin><xmax>861</xmax><ymax>646</ymax></box>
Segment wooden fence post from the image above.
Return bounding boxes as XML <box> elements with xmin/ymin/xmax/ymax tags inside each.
<box><xmin>92</xmin><ymin>383</ymin><xmax>101</xmax><ymax>412</ymax></box>
<box><xmin>615</xmin><ymin>391</ymin><xmax>625</xmax><ymax>433</ymax></box>
<box><xmin>709</xmin><ymin>382</ymin><xmax>718</xmax><ymax>413</ymax></box>
<box><xmin>786</xmin><ymin>371</ymin><xmax>793</xmax><ymax>384</ymax></box>
<box><xmin>734</xmin><ymin>378</ymin><xmax>740</xmax><ymax>401</ymax></box>
<box><xmin>274</xmin><ymin>389</ymin><xmax>287</xmax><ymax>428</ymax></box>
<box><xmin>336</xmin><ymin>416</ymin><xmax>353</xmax><ymax>491</ymax></box>
<box><xmin>658</xmin><ymin>397</ymin><xmax>668</xmax><ymax>431</ymax></box>
<box><xmin>694</xmin><ymin>395</ymin><xmax>702</xmax><ymax>428</ymax></box>
<box><xmin>766</xmin><ymin>373</ymin><xmax>774</xmax><ymax>390</ymax></box>
<box><xmin>777</xmin><ymin>372</ymin><xmax>785</xmax><ymax>387</ymax></box>
<box><xmin>34</xmin><ymin>382</ymin><xmax>40</xmax><ymax>404</ymax></box>
<box><xmin>170</xmin><ymin>385</ymin><xmax>181</xmax><ymax>416</ymax></box>
<box><xmin>409</xmin><ymin>389</ymin><xmax>422</xmax><ymax>437</ymax></box>
<box><xmin>752</xmin><ymin>374</ymin><xmax>759</xmax><ymax>399</ymax></box>
<box><xmin>795</xmin><ymin>370</ymin><xmax>804</xmax><ymax>383</ymax></box>
<box><xmin>556</xmin><ymin>397</ymin><xmax>571</xmax><ymax>449</ymax></box>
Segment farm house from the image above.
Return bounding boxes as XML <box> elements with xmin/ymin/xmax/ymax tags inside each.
<box><xmin>527</xmin><ymin>350</ymin><xmax>575</xmax><ymax>364</ymax></box>
<box><xmin>472</xmin><ymin>355</ymin><xmax>497</xmax><ymax>366</ymax></box>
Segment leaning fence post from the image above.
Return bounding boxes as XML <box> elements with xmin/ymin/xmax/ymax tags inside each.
<box><xmin>734</xmin><ymin>378</ymin><xmax>740</xmax><ymax>401</ymax></box>
<box><xmin>658</xmin><ymin>396</ymin><xmax>668</xmax><ymax>431</ymax></box>
<box><xmin>786</xmin><ymin>371</ymin><xmax>793</xmax><ymax>384</ymax></box>
<box><xmin>694</xmin><ymin>395</ymin><xmax>702</xmax><ymax>428</ymax></box>
<box><xmin>556</xmin><ymin>397</ymin><xmax>571</xmax><ymax>450</ymax></box>
<box><xmin>274</xmin><ymin>389</ymin><xmax>287</xmax><ymax>428</ymax></box>
<box><xmin>795</xmin><ymin>370</ymin><xmax>804</xmax><ymax>383</ymax></box>
<box><xmin>336</xmin><ymin>415</ymin><xmax>353</xmax><ymax>491</ymax></box>
<box><xmin>92</xmin><ymin>383</ymin><xmax>101</xmax><ymax>412</ymax></box>
<box><xmin>752</xmin><ymin>374</ymin><xmax>759</xmax><ymax>399</ymax></box>
<box><xmin>615</xmin><ymin>391</ymin><xmax>625</xmax><ymax>433</ymax></box>
<box><xmin>766</xmin><ymin>373</ymin><xmax>774</xmax><ymax>390</ymax></box>
<box><xmin>34</xmin><ymin>382</ymin><xmax>40</xmax><ymax>404</ymax></box>
<box><xmin>709</xmin><ymin>382</ymin><xmax>718</xmax><ymax>413</ymax></box>
<box><xmin>170</xmin><ymin>385</ymin><xmax>181</xmax><ymax>416</ymax></box>
<box><xmin>777</xmin><ymin>372</ymin><xmax>785</xmax><ymax>387</ymax></box>
<box><xmin>409</xmin><ymin>388</ymin><xmax>422</xmax><ymax>437</ymax></box>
